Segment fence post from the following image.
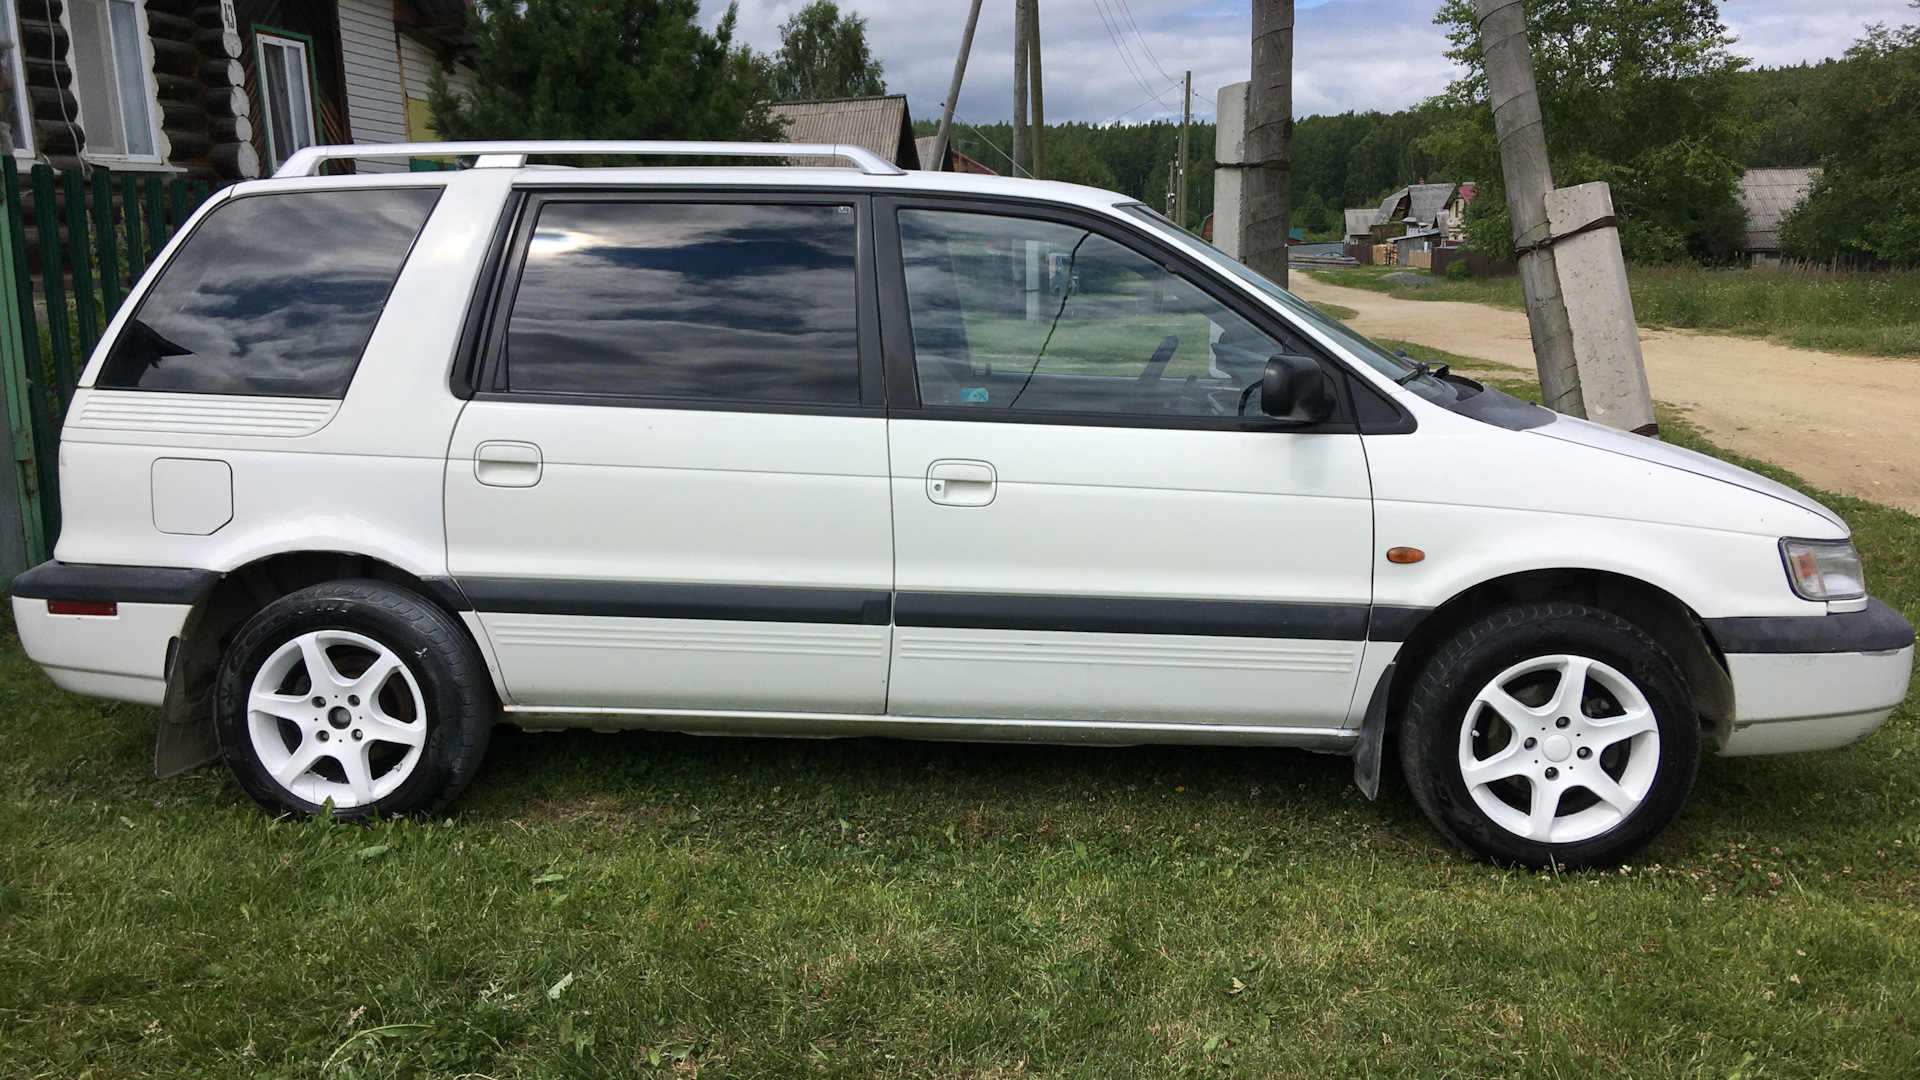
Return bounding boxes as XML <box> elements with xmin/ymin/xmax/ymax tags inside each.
<box><xmin>29</xmin><ymin>165</ymin><xmax>73</xmax><ymax>410</ymax></box>
<box><xmin>0</xmin><ymin>161</ymin><xmax>48</xmax><ymax>564</ymax></box>
<box><xmin>92</xmin><ymin>171</ymin><xmax>120</xmax><ymax>317</ymax></box>
<box><xmin>191</xmin><ymin>180</ymin><xmax>209</xmax><ymax>208</ymax></box>
<box><xmin>168</xmin><ymin>179</ymin><xmax>187</xmax><ymax>240</ymax></box>
<box><xmin>120</xmin><ymin>173</ymin><xmax>144</xmax><ymax>285</ymax></box>
<box><xmin>143</xmin><ymin>176</ymin><xmax>164</xmax><ymax>263</ymax></box>
<box><xmin>64</xmin><ymin>170</ymin><xmax>98</xmax><ymax>362</ymax></box>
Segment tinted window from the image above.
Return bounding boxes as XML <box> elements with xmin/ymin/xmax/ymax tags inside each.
<box><xmin>504</xmin><ymin>201</ymin><xmax>860</xmax><ymax>405</ymax></box>
<box><xmin>898</xmin><ymin>209</ymin><xmax>1299</xmax><ymax>419</ymax></box>
<box><xmin>96</xmin><ymin>187</ymin><xmax>440</xmax><ymax>397</ymax></box>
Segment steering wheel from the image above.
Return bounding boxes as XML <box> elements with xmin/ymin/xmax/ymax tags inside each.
<box><xmin>1131</xmin><ymin>334</ymin><xmax>1180</xmax><ymax>400</ymax></box>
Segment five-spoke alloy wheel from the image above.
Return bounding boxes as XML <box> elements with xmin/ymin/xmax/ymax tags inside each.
<box><xmin>1401</xmin><ymin>602</ymin><xmax>1700</xmax><ymax>869</ymax></box>
<box><xmin>214</xmin><ymin>581</ymin><xmax>495</xmax><ymax>819</ymax></box>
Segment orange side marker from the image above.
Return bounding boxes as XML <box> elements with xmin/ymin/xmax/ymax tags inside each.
<box><xmin>1386</xmin><ymin>547</ymin><xmax>1426</xmax><ymax>564</ymax></box>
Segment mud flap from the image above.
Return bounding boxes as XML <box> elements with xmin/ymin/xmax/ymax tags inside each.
<box><xmin>1351</xmin><ymin>661</ymin><xmax>1395</xmax><ymax>800</ymax></box>
<box><xmin>154</xmin><ymin>638</ymin><xmax>220</xmax><ymax>779</ymax></box>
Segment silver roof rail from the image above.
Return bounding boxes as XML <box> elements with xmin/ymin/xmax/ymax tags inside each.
<box><xmin>273</xmin><ymin>140</ymin><xmax>910</xmax><ymax>179</ymax></box>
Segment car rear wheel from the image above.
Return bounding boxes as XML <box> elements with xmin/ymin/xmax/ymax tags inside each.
<box><xmin>214</xmin><ymin>580</ymin><xmax>494</xmax><ymax>819</ymax></box>
<box><xmin>1399</xmin><ymin>602</ymin><xmax>1700</xmax><ymax>869</ymax></box>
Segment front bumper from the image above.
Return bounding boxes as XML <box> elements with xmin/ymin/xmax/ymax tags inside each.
<box><xmin>1707</xmin><ymin>598</ymin><xmax>1915</xmax><ymax>756</ymax></box>
<box><xmin>9</xmin><ymin>562</ymin><xmax>221</xmax><ymax>706</ymax></box>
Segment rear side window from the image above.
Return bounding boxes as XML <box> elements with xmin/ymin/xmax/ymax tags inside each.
<box><xmin>502</xmin><ymin>201</ymin><xmax>860</xmax><ymax>405</ymax></box>
<box><xmin>96</xmin><ymin>187</ymin><xmax>441</xmax><ymax>398</ymax></box>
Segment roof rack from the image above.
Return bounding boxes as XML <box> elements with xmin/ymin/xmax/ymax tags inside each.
<box><xmin>272</xmin><ymin>140</ymin><xmax>910</xmax><ymax>179</ymax></box>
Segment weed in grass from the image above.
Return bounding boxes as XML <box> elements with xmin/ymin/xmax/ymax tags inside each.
<box><xmin>0</xmin><ymin>407</ymin><xmax>1915</xmax><ymax>1077</ymax></box>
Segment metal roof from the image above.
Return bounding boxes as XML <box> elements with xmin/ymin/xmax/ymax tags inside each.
<box><xmin>1406</xmin><ymin>183</ymin><xmax>1455</xmax><ymax>226</ymax></box>
<box><xmin>769</xmin><ymin>95</ymin><xmax>919</xmax><ymax>169</ymax></box>
<box><xmin>1737</xmin><ymin>167</ymin><xmax>1818</xmax><ymax>252</ymax></box>
<box><xmin>1344</xmin><ymin>207</ymin><xmax>1382</xmax><ymax>238</ymax></box>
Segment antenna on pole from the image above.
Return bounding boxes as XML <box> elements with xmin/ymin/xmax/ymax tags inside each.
<box><xmin>931</xmin><ymin>0</ymin><xmax>986</xmax><ymax>172</ymax></box>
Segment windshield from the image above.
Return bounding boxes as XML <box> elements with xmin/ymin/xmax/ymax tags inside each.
<box><xmin>1116</xmin><ymin>203</ymin><xmax>1442</xmax><ymax>387</ymax></box>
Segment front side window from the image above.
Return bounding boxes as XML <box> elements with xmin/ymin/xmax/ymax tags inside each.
<box><xmin>256</xmin><ymin>31</ymin><xmax>317</xmax><ymax>169</ymax></box>
<box><xmin>502</xmin><ymin>201</ymin><xmax>861</xmax><ymax>406</ymax></box>
<box><xmin>96</xmin><ymin>187</ymin><xmax>441</xmax><ymax>397</ymax></box>
<box><xmin>898</xmin><ymin>208</ymin><xmax>1297</xmax><ymax>419</ymax></box>
<box><xmin>67</xmin><ymin>0</ymin><xmax>159</xmax><ymax>160</ymax></box>
<box><xmin>0</xmin><ymin>0</ymin><xmax>33</xmax><ymax>155</ymax></box>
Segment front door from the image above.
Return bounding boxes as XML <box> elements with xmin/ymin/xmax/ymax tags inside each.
<box><xmin>444</xmin><ymin>193</ymin><xmax>894</xmax><ymax>714</ymax></box>
<box><xmin>878</xmin><ymin>202</ymin><xmax>1376</xmax><ymax>729</ymax></box>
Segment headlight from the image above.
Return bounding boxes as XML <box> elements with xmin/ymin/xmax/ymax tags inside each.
<box><xmin>1779</xmin><ymin>538</ymin><xmax>1865</xmax><ymax>601</ymax></box>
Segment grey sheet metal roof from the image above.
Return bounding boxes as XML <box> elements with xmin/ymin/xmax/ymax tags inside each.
<box><xmin>1737</xmin><ymin>167</ymin><xmax>1818</xmax><ymax>252</ymax></box>
<box><xmin>1344</xmin><ymin>207</ymin><xmax>1383</xmax><ymax>238</ymax></box>
<box><xmin>770</xmin><ymin>95</ymin><xmax>918</xmax><ymax>168</ymax></box>
<box><xmin>1406</xmin><ymin>183</ymin><xmax>1455</xmax><ymax>226</ymax></box>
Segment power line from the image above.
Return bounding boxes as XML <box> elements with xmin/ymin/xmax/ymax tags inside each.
<box><xmin>1091</xmin><ymin>0</ymin><xmax>1173</xmax><ymax>112</ymax></box>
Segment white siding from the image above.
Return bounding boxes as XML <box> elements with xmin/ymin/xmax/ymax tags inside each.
<box><xmin>335</xmin><ymin>0</ymin><xmax>406</xmax><ymax>170</ymax></box>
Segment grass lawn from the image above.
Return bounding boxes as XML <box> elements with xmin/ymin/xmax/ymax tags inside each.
<box><xmin>1</xmin><ymin>413</ymin><xmax>1917</xmax><ymax>1077</ymax></box>
<box><xmin>1307</xmin><ymin>264</ymin><xmax>1920</xmax><ymax>359</ymax></box>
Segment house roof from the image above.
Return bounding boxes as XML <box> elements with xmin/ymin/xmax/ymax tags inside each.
<box><xmin>1407</xmin><ymin>183</ymin><xmax>1455</xmax><ymax>226</ymax></box>
<box><xmin>913</xmin><ymin>135</ymin><xmax>997</xmax><ymax>174</ymax></box>
<box><xmin>1344</xmin><ymin>207</ymin><xmax>1383</xmax><ymax>238</ymax></box>
<box><xmin>770</xmin><ymin>95</ymin><xmax>918</xmax><ymax>169</ymax></box>
<box><xmin>1738</xmin><ymin>166</ymin><xmax>1818</xmax><ymax>252</ymax></box>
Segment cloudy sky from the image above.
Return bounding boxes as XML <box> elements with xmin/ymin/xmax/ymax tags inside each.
<box><xmin>708</xmin><ymin>0</ymin><xmax>1911</xmax><ymax>124</ymax></box>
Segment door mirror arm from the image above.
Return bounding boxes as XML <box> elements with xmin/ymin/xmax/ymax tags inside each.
<box><xmin>1260</xmin><ymin>354</ymin><xmax>1338</xmax><ymax>424</ymax></box>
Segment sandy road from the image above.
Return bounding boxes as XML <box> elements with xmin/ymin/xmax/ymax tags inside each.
<box><xmin>1291</xmin><ymin>274</ymin><xmax>1920</xmax><ymax>515</ymax></box>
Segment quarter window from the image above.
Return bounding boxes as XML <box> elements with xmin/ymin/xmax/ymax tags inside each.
<box><xmin>255</xmin><ymin>31</ymin><xmax>318</xmax><ymax>169</ymax></box>
<box><xmin>897</xmin><ymin>209</ymin><xmax>1294</xmax><ymax>419</ymax></box>
<box><xmin>96</xmin><ymin>187</ymin><xmax>441</xmax><ymax>397</ymax></box>
<box><xmin>66</xmin><ymin>0</ymin><xmax>160</xmax><ymax>161</ymax></box>
<box><xmin>503</xmin><ymin>201</ymin><xmax>861</xmax><ymax>406</ymax></box>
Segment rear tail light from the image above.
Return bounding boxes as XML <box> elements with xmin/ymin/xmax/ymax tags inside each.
<box><xmin>47</xmin><ymin>599</ymin><xmax>118</xmax><ymax>617</ymax></box>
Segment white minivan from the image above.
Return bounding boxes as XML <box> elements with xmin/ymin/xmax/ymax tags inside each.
<box><xmin>9</xmin><ymin>142</ymin><xmax>1912</xmax><ymax>868</ymax></box>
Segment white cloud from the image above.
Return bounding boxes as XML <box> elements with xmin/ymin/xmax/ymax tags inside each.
<box><xmin>709</xmin><ymin>0</ymin><xmax>1913</xmax><ymax>122</ymax></box>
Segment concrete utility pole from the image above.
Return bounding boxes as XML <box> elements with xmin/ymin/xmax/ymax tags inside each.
<box><xmin>1012</xmin><ymin>0</ymin><xmax>1029</xmax><ymax>177</ymax></box>
<box><xmin>1473</xmin><ymin>0</ymin><xmax>1655</xmax><ymax>432</ymax></box>
<box><xmin>1175</xmin><ymin>71</ymin><xmax>1191</xmax><ymax>228</ymax></box>
<box><xmin>1028</xmin><ymin>0</ymin><xmax>1045</xmax><ymax>179</ymax></box>
<box><xmin>930</xmin><ymin>0</ymin><xmax>985</xmax><ymax>172</ymax></box>
<box><xmin>1212</xmin><ymin>81</ymin><xmax>1250</xmax><ymax>259</ymax></box>
<box><xmin>1244</xmin><ymin>0</ymin><xmax>1293</xmax><ymax>287</ymax></box>
<box><xmin>1473</xmin><ymin>0</ymin><xmax>1579</xmax><ymax>415</ymax></box>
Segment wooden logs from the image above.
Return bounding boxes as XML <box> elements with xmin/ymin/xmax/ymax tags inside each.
<box><xmin>212</xmin><ymin>140</ymin><xmax>260</xmax><ymax>180</ymax></box>
<box><xmin>209</xmin><ymin>115</ymin><xmax>252</xmax><ymax>143</ymax></box>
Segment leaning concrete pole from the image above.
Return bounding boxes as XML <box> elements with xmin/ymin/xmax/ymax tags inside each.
<box><xmin>1473</xmin><ymin>0</ymin><xmax>1581</xmax><ymax>415</ymax></box>
<box><xmin>930</xmin><ymin>0</ymin><xmax>986</xmax><ymax>171</ymax></box>
<box><xmin>1243</xmin><ymin>0</ymin><xmax>1293</xmax><ymax>287</ymax></box>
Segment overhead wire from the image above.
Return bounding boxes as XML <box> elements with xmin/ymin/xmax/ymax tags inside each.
<box><xmin>1091</xmin><ymin>0</ymin><xmax>1173</xmax><ymax>112</ymax></box>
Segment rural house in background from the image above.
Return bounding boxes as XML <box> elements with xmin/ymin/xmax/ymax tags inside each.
<box><xmin>1</xmin><ymin>0</ymin><xmax>475</xmax><ymax>181</ymax></box>
<box><xmin>766</xmin><ymin>93</ymin><xmax>995</xmax><ymax>174</ymax></box>
<box><xmin>1343</xmin><ymin>182</ymin><xmax>1463</xmax><ymax>267</ymax></box>
<box><xmin>1736</xmin><ymin>166</ymin><xmax>1816</xmax><ymax>268</ymax></box>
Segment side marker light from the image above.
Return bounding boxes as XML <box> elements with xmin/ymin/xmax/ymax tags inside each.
<box><xmin>1386</xmin><ymin>547</ymin><xmax>1425</xmax><ymax>564</ymax></box>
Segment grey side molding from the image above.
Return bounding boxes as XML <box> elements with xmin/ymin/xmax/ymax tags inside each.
<box><xmin>1351</xmin><ymin>661</ymin><xmax>1396</xmax><ymax>800</ymax></box>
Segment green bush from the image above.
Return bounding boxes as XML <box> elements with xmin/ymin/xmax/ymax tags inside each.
<box><xmin>1443</xmin><ymin>257</ymin><xmax>1472</xmax><ymax>281</ymax></box>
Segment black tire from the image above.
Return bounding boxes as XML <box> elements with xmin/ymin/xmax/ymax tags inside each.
<box><xmin>214</xmin><ymin>580</ymin><xmax>495</xmax><ymax>819</ymax></box>
<box><xmin>1398</xmin><ymin>602</ymin><xmax>1700</xmax><ymax>870</ymax></box>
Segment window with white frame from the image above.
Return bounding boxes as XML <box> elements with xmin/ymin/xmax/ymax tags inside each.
<box><xmin>255</xmin><ymin>32</ymin><xmax>317</xmax><ymax>169</ymax></box>
<box><xmin>0</xmin><ymin>0</ymin><xmax>32</xmax><ymax>156</ymax></box>
<box><xmin>66</xmin><ymin>0</ymin><xmax>160</xmax><ymax>161</ymax></box>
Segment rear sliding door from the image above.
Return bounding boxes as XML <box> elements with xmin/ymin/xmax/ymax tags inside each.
<box><xmin>445</xmin><ymin>192</ymin><xmax>893</xmax><ymax>713</ymax></box>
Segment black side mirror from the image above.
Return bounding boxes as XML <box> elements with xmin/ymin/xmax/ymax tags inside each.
<box><xmin>1260</xmin><ymin>354</ymin><xmax>1338</xmax><ymax>423</ymax></box>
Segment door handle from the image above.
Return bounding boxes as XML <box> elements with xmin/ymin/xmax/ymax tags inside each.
<box><xmin>927</xmin><ymin>459</ymin><xmax>996</xmax><ymax>506</ymax></box>
<box><xmin>474</xmin><ymin>441</ymin><xmax>543</xmax><ymax>487</ymax></box>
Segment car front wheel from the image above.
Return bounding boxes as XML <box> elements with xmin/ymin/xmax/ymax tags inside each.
<box><xmin>1399</xmin><ymin>602</ymin><xmax>1700</xmax><ymax>869</ymax></box>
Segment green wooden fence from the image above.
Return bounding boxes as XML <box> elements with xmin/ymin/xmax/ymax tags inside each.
<box><xmin>0</xmin><ymin>163</ymin><xmax>214</xmax><ymax>565</ymax></box>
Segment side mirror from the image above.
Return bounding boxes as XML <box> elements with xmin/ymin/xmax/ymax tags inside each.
<box><xmin>1260</xmin><ymin>354</ymin><xmax>1338</xmax><ymax>423</ymax></box>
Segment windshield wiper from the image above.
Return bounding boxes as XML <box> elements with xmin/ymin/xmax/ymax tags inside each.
<box><xmin>1393</xmin><ymin>349</ymin><xmax>1449</xmax><ymax>384</ymax></box>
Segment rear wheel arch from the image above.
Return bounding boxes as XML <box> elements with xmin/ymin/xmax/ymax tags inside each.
<box><xmin>1383</xmin><ymin>569</ymin><xmax>1735</xmax><ymax>750</ymax></box>
<box><xmin>157</xmin><ymin>552</ymin><xmax>482</xmax><ymax>776</ymax></box>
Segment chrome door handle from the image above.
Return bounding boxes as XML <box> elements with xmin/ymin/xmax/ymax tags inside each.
<box><xmin>927</xmin><ymin>459</ymin><xmax>996</xmax><ymax>506</ymax></box>
<box><xmin>474</xmin><ymin>441</ymin><xmax>543</xmax><ymax>487</ymax></box>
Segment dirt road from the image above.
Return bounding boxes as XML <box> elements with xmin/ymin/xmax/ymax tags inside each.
<box><xmin>1291</xmin><ymin>274</ymin><xmax>1920</xmax><ymax>515</ymax></box>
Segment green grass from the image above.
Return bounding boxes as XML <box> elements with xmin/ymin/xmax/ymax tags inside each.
<box><xmin>2</xmin><ymin>415</ymin><xmax>1917</xmax><ymax>1077</ymax></box>
<box><xmin>1307</xmin><ymin>300</ymin><xmax>1358</xmax><ymax>321</ymax></box>
<box><xmin>1306</xmin><ymin>264</ymin><xmax>1920</xmax><ymax>359</ymax></box>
